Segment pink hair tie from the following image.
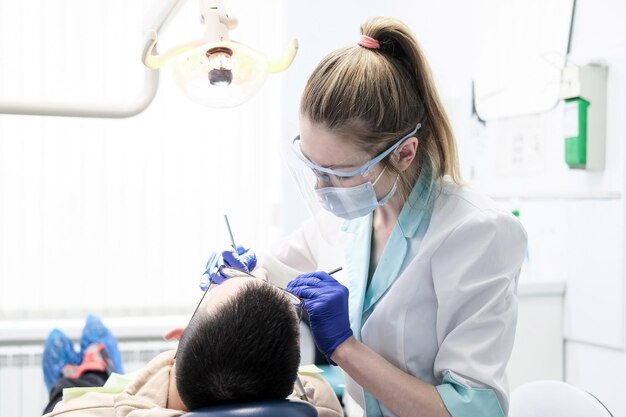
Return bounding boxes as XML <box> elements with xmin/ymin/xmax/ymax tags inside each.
<box><xmin>358</xmin><ymin>35</ymin><xmax>380</xmax><ymax>50</ymax></box>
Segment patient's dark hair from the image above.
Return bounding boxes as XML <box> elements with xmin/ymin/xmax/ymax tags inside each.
<box><xmin>175</xmin><ymin>281</ymin><xmax>301</xmax><ymax>410</ymax></box>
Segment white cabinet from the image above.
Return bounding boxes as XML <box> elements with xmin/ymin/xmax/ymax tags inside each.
<box><xmin>508</xmin><ymin>281</ymin><xmax>566</xmax><ymax>389</ymax></box>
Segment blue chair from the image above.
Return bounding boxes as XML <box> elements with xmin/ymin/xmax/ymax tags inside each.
<box><xmin>184</xmin><ymin>399</ymin><xmax>317</xmax><ymax>417</ymax></box>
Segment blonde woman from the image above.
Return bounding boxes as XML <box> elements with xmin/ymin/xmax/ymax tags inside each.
<box><xmin>206</xmin><ymin>16</ymin><xmax>527</xmax><ymax>417</ymax></box>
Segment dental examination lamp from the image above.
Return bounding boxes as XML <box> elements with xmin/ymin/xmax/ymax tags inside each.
<box><xmin>144</xmin><ymin>0</ymin><xmax>298</xmax><ymax>108</ymax></box>
<box><xmin>0</xmin><ymin>0</ymin><xmax>297</xmax><ymax>118</ymax></box>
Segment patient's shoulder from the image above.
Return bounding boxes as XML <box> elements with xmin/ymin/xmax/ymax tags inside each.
<box><xmin>289</xmin><ymin>373</ymin><xmax>343</xmax><ymax>417</ymax></box>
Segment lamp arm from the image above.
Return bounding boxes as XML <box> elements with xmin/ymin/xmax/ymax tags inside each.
<box><xmin>0</xmin><ymin>31</ymin><xmax>159</xmax><ymax>118</ymax></box>
<box><xmin>0</xmin><ymin>69</ymin><xmax>159</xmax><ymax>119</ymax></box>
<box><xmin>0</xmin><ymin>0</ymin><xmax>191</xmax><ymax>118</ymax></box>
<box><xmin>268</xmin><ymin>39</ymin><xmax>299</xmax><ymax>73</ymax></box>
<box><xmin>143</xmin><ymin>31</ymin><xmax>207</xmax><ymax>69</ymax></box>
<box><xmin>144</xmin><ymin>0</ymin><xmax>189</xmax><ymax>37</ymax></box>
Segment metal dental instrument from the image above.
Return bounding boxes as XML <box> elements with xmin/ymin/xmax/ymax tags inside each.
<box><xmin>293</xmin><ymin>266</ymin><xmax>341</xmax><ymax>402</ymax></box>
<box><xmin>222</xmin><ymin>213</ymin><xmax>327</xmax><ymax>403</ymax></box>
<box><xmin>295</xmin><ymin>376</ymin><xmax>309</xmax><ymax>402</ymax></box>
<box><xmin>224</xmin><ymin>214</ymin><xmax>237</xmax><ymax>250</ymax></box>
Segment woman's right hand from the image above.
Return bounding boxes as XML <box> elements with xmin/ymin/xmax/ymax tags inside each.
<box><xmin>287</xmin><ymin>271</ymin><xmax>353</xmax><ymax>364</ymax></box>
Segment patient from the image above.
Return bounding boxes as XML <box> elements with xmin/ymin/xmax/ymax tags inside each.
<box><xmin>42</xmin><ymin>273</ymin><xmax>343</xmax><ymax>417</ymax></box>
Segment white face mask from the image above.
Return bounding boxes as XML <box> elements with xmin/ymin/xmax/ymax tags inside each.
<box><xmin>315</xmin><ymin>167</ymin><xmax>399</xmax><ymax>220</ymax></box>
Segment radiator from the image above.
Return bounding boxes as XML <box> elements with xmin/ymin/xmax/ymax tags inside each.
<box><xmin>0</xmin><ymin>317</ymin><xmax>185</xmax><ymax>417</ymax></box>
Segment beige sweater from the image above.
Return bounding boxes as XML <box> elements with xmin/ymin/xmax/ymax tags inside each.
<box><xmin>44</xmin><ymin>350</ymin><xmax>343</xmax><ymax>417</ymax></box>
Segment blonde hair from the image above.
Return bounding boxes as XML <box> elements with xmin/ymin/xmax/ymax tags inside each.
<box><xmin>300</xmin><ymin>17</ymin><xmax>461</xmax><ymax>201</ymax></box>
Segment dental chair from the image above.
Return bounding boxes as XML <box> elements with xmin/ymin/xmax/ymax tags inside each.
<box><xmin>184</xmin><ymin>399</ymin><xmax>317</xmax><ymax>417</ymax></box>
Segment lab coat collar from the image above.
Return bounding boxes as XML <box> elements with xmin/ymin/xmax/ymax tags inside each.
<box><xmin>342</xmin><ymin>213</ymin><xmax>372</xmax><ymax>340</ymax></box>
<box><xmin>341</xmin><ymin>167</ymin><xmax>435</xmax><ymax>235</ymax></box>
<box><xmin>363</xmin><ymin>169</ymin><xmax>436</xmax><ymax>312</ymax></box>
<box><xmin>397</xmin><ymin>167</ymin><xmax>437</xmax><ymax>238</ymax></box>
<box><xmin>342</xmin><ymin>168</ymin><xmax>436</xmax><ymax>336</ymax></box>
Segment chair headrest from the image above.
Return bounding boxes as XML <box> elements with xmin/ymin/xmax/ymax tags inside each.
<box><xmin>184</xmin><ymin>399</ymin><xmax>317</xmax><ymax>417</ymax></box>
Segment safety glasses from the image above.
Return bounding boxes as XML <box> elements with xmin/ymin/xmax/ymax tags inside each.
<box><xmin>291</xmin><ymin>122</ymin><xmax>421</xmax><ymax>182</ymax></box>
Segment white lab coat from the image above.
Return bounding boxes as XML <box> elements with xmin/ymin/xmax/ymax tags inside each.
<box><xmin>260</xmin><ymin>178</ymin><xmax>527</xmax><ymax>417</ymax></box>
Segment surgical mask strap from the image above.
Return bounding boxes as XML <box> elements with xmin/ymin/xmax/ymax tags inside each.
<box><xmin>377</xmin><ymin>173</ymin><xmax>399</xmax><ymax>206</ymax></box>
<box><xmin>371</xmin><ymin>166</ymin><xmax>387</xmax><ymax>186</ymax></box>
<box><xmin>371</xmin><ymin>165</ymin><xmax>399</xmax><ymax>206</ymax></box>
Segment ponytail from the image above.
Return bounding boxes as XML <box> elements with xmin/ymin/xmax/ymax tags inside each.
<box><xmin>301</xmin><ymin>17</ymin><xmax>461</xmax><ymax>201</ymax></box>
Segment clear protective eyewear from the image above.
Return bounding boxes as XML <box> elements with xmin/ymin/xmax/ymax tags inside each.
<box><xmin>291</xmin><ymin>123</ymin><xmax>421</xmax><ymax>185</ymax></box>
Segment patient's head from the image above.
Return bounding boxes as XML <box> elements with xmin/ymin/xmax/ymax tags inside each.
<box><xmin>175</xmin><ymin>276</ymin><xmax>301</xmax><ymax>409</ymax></box>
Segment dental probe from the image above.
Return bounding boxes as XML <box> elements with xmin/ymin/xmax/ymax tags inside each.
<box><xmin>224</xmin><ymin>214</ymin><xmax>237</xmax><ymax>250</ymax></box>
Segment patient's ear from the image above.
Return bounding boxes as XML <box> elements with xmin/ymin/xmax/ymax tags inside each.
<box><xmin>163</xmin><ymin>327</ymin><xmax>185</xmax><ymax>341</ymax></box>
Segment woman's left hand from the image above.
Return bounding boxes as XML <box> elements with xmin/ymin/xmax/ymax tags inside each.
<box><xmin>287</xmin><ymin>271</ymin><xmax>353</xmax><ymax>364</ymax></box>
<box><xmin>200</xmin><ymin>244</ymin><xmax>258</xmax><ymax>290</ymax></box>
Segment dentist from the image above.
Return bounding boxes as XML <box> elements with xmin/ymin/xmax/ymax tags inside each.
<box><xmin>207</xmin><ymin>16</ymin><xmax>527</xmax><ymax>417</ymax></box>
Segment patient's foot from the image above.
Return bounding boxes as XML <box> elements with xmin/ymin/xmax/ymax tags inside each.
<box><xmin>80</xmin><ymin>314</ymin><xmax>124</xmax><ymax>373</ymax></box>
<box><xmin>42</xmin><ymin>328</ymin><xmax>80</xmax><ymax>392</ymax></box>
<box><xmin>63</xmin><ymin>342</ymin><xmax>115</xmax><ymax>378</ymax></box>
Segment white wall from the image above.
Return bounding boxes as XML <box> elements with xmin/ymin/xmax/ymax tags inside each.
<box><xmin>1</xmin><ymin>0</ymin><xmax>625</xmax><ymax>414</ymax></box>
<box><xmin>555</xmin><ymin>1</ymin><xmax>626</xmax><ymax>415</ymax></box>
<box><xmin>278</xmin><ymin>0</ymin><xmax>626</xmax><ymax>415</ymax></box>
<box><xmin>0</xmin><ymin>0</ymin><xmax>288</xmax><ymax>319</ymax></box>
<box><xmin>473</xmin><ymin>1</ymin><xmax>626</xmax><ymax>413</ymax></box>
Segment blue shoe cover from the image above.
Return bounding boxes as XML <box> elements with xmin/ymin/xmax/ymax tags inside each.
<box><xmin>42</xmin><ymin>329</ymin><xmax>80</xmax><ymax>392</ymax></box>
<box><xmin>80</xmin><ymin>314</ymin><xmax>124</xmax><ymax>374</ymax></box>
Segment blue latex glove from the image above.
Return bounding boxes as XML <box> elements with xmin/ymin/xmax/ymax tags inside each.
<box><xmin>199</xmin><ymin>244</ymin><xmax>257</xmax><ymax>290</ymax></box>
<box><xmin>287</xmin><ymin>271</ymin><xmax>353</xmax><ymax>365</ymax></box>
